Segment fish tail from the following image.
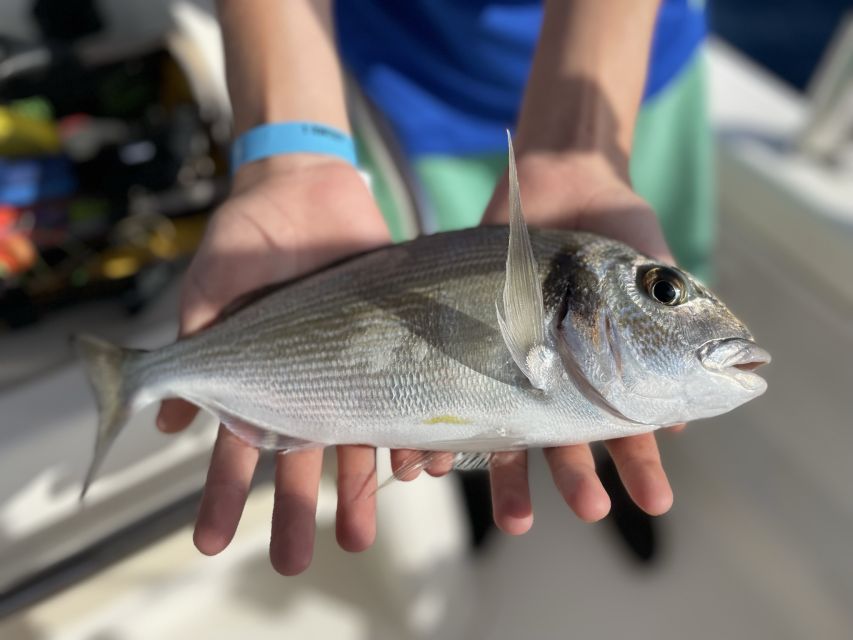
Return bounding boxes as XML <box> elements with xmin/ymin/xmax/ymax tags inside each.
<box><xmin>73</xmin><ymin>334</ymin><xmax>143</xmax><ymax>501</ymax></box>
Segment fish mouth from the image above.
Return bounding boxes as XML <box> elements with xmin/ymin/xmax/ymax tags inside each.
<box><xmin>697</xmin><ymin>338</ymin><xmax>771</xmax><ymax>391</ymax></box>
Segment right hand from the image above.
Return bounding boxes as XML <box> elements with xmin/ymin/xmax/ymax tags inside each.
<box><xmin>480</xmin><ymin>150</ymin><xmax>678</xmax><ymax>533</ymax></box>
<box><xmin>156</xmin><ymin>155</ymin><xmax>396</xmax><ymax>574</ymax></box>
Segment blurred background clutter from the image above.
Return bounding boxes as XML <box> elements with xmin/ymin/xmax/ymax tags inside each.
<box><xmin>0</xmin><ymin>1</ymin><xmax>852</xmax><ymax>639</ymax></box>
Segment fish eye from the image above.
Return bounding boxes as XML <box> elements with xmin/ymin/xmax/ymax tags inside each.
<box><xmin>641</xmin><ymin>266</ymin><xmax>686</xmax><ymax>306</ymax></box>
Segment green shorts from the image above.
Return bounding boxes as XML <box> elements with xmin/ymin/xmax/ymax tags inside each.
<box><xmin>359</xmin><ymin>48</ymin><xmax>713</xmax><ymax>281</ymax></box>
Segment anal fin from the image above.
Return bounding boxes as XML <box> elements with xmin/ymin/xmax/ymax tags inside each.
<box><xmin>376</xmin><ymin>451</ymin><xmax>497</xmax><ymax>493</ymax></box>
<box><xmin>452</xmin><ymin>452</ymin><xmax>494</xmax><ymax>472</ymax></box>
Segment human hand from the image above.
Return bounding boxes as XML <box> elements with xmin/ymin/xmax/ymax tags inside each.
<box><xmin>479</xmin><ymin>149</ymin><xmax>682</xmax><ymax>534</ymax></box>
<box><xmin>156</xmin><ymin>155</ymin><xmax>393</xmax><ymax>575</ymax></box>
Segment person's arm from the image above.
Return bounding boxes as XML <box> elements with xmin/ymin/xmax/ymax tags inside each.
<box><xmin>516</xmin><ymin>0</ymin><xmax>658</xmax><ymax>166</ymax></box>
<box><xmin>507</xmin><ymin>0</ymin><xmax>671</xmax><ymax>258</ymax></box>
<box><xmin>483</xmin><ymin>0</ymin><xmax>677</xmax><ymax>534</ymax></box>
<box><xmin>219</xmin><ymin>0</ymin><xmax>349</xmax><ymax>137</ymax></box>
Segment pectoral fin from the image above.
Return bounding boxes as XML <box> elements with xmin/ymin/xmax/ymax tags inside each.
<box><xmin>496</xmin><ymin>132</ymin><xmax>551</xmax><ymax>390</ymax></box>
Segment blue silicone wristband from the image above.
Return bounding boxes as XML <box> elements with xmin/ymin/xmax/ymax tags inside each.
<box><xmin>230</xmin><ymin>122</ymin><xmax>357</xmax><ymax>174</ymax></box>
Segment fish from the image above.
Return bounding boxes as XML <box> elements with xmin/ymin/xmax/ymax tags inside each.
<box><xmin>74</xmin><ymin>134</ymin><xmax>770</xmax><ymax>497</ymax></box>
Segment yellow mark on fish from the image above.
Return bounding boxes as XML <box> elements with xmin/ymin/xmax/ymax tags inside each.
<box><xmin>424</xmin><ymin>415</ymin><xmax>469</xmax><ymax>426</ymax></box>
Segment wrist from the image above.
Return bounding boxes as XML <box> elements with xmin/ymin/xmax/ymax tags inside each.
<box><xmin>514</xmin><ymin>146</ymin><xmax>631</xmax><ymax>189</ymax></box>
<box><xmin>231</xmin><ymin>121</ymin><xmax>357</xmax><ymax>175</ymax></box>
<box><xmin>514</xmin><ymin>81</ymin><xmax>633</xmax><ymax>183</ymax></box>
<box><xmin>482</xmin><ymin>149</ymin><xmax>642</xmax><ymax>230</ymax></box>
<box><xmin>231</xmin><ymin>152</ymin><xmax>358</xmax><ymax>194</ymax></box>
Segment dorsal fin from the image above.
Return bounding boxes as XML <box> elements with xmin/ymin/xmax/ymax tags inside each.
<box><xmin>495</xmin><ymin>132</ymin><xmax>552</xmax><ymax>390</ymax></box>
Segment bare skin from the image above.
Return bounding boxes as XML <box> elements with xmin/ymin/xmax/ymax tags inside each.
<box><xmin>158</xmin><ymin>0</ymin><xmax>685</xmax><ymax>574</ymax></box>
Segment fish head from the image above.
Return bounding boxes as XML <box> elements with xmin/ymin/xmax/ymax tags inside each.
<box><xmin>554</xmin><ymin>240</ymin><xmax>770</xmax><ymax>426</ymax></box>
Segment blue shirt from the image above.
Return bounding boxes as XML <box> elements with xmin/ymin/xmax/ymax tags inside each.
<box><xmin>337</xmin><ymin>0</ymin><xmax>706</xmax><ymax>157</ymax></box>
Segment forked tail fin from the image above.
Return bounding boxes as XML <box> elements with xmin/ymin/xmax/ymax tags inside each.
<box><xmin>73</xmin><ymin>334</ymin><xmax>141</xmax><ymax>500</ymax></box>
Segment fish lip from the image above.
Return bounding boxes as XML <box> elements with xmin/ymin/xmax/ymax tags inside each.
<box><xmin>697</xmin><ymin>338</ymin><xmax>771</xmax><ymax>390</ymax></box>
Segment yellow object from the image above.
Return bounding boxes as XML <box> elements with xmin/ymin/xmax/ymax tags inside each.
<box><xmin>0</xmin><ymin>107</ymin><xmax>61</xmax><ymax>156</ymax></box>
<box><xmin>423</xmin><ymin>415</ymin><xmax>469</xmax><ymax>426</ymax></box>
<box><xmin>95</xmin><ymin>213</ymin><xmax>209</xmax><ymax>280</ymax></box>
<box><xmin>101</xmin><ymin>253</ymin><xmax>143</xmax><ymax>280</ymax></box>
<box><xmin>170</xmin><ymin>214</ymin><xmax>208</xmax><ymax>253</ymax></box>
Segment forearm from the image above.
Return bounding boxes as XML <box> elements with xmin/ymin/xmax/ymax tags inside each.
<box><xmin>516</xmin><ymin>0</ymin><xmax>659</xmax><ymax>173</ymax></box>
<box><xmin>216</xmin><ymin>0</ymin><xmax>349</xmax><ymax>136</ymax></box>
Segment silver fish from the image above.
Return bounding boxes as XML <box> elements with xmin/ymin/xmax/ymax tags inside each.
<box><xmin>75</xmin><ymin>135</ymin><xmax>770</xmax><ymax>496</ymax></box>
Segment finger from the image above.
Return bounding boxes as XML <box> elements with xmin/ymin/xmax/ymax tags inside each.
<box><xmin>390</xmin><ymin>449</ymin><xmax>422</xmax><ymax>481</ymax></box>
<box><xmin>666</xmin><ymin>423</ymin><xmax>687</xmax><ymax>434</ymax></box>
<box><xmin>270</xmin><ymin>448</ymin><xmax>324</xmax><ymax>576</ymax></box>
<box><xmin>605</xmin><ymin>433</ymin><xmax>673</xmax><ymax>516</ymax></box>
<box><xmin>489</xmin><ymin>451</ymin><xmax>533</xmax><ymax>535</ymax></box>
<box><xmin>544</xmin><ymin>445</ymin><xmax>611</xmax><ymax>522</ymax></box>
<box><xmin>156</xmin><ymin>398</ymin><xmax>199</xmax><ymax>433</ymax></box>
<box><xmin>194</xmin><ymin>425</ymin><xmax>259</xmax><ymax>555</ymax></box>
<box><xmin>425</xmin><ymin>452</ymin><xmax>455</xmax><ymax>477</ymax></box>
<box><xmin>335</xmin><ymin>445</ymin><xmax>377</xmax><ymax>552</ymax></box>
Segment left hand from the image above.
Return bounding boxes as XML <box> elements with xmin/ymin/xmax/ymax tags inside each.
<box><xmin>475</xmin><ymin>150</ymin><xmax>679</xmax><ymax>533</ymax></box>
<box><xmin>157</xmin><ymin>156</ymin><xmax>394</xmax><ymax>575</ymax></box>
